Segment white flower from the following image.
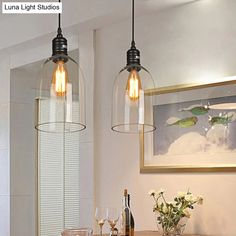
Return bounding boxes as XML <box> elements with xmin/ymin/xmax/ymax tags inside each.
<box><xmin>192</xmin><ymin>196</ymin><xmax>198</xmax><ymax>202</ymax></box>
<box><xmin>196</xmin><ymin>195</ymin><xmax>203</xmax><ymax>205</ymax></box>
<box><xmin>183</xmin><ymin>209</ymin><xmax>191</xmax><ymax>218</ymax></box>
<box><xmin>153</xmin><ymin>202</ymin><xmax>160</xmax><ymax>212</ymax></box>
<box><xmin>157</xmin><ymin>188</ymin><xmax>165</xmax><ymax>195</ymax></box>
<box><xmin>167</xmin><ymin>201</ymin><xmax>176</xmax><ymax>207</ymax></box>
<box><xmin>177</xmin><ymin>191</ymin><xmax>187</xmax><ymax>198</ymax></box>
<box><xmin>173</xmin><ymin>202</ymin><xmax>178</xmax><ymax>207</ymax></box>
<box><xmin>148</xmin><ymin>189</ymin><xmax>156</xmax><ymax>196</ymax></box>
<box><xmin>185</xmin><ymin>194</ymin><xmax>194</xmax><ymax>202</ymax></box>
<box><xmin>149</xmin><ymin>188</ymin><xmax>203</xmax><ymax>223</ymax></box>
<box><xmin>162</xmin><ymin>205</ymin><xmax>168</xmax><ymax>213</ymax></box>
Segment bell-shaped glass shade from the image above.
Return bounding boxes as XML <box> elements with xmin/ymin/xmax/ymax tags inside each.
<box><xmin>112</xmin><ymin>64</ymin><xmax>156</xmax><ymax>133</ymax></box>
<box><xmin>35</xmin><ymin>54</ymin><xmax>86</xmax><ymax>133</ymax></box>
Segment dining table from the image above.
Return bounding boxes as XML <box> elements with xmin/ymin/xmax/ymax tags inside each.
<box><xmin>95</xmin><ymin>231</ymin><xmax>204</xmax><ymax>236</ymax></box>
<box><xmin>134</xmin><ymin>232</ymin><xmax>202</xmax><ymax>236</ymax></box>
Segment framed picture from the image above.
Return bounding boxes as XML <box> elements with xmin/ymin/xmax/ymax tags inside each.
<box><xmin>140</xmin><ymin>79</ymin><xmax>236</xmax><ymax>172</ymax></box>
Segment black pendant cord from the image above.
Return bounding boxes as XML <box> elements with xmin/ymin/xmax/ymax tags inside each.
<box><xmin>52</xmin><ymin>0</ymin><xmax>68</xmax><ymax>59</ymax></box>
<box><xmin>131</xmin><ymin>0</ymin><xmax>135</xmax><ymax>48</ymax></box>
<box><xmin>57</xmin><ymin>0</ymin><xmax>62</xmax><ymax>36</ymax></box>
<box><xmin>127</xmin><ymin>0</ymin><xmax>140</xmax><ymax>68</ymax></box>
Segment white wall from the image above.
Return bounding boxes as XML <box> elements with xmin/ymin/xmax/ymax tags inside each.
<box><xmin>0</xmin><ymin>55</ymin><xmax>10</xmax><ymax>236</ymax></box>
<box><xmin>77</xmin><ymin>31</ymin><xmax>95</xmax><ymax>229</ymax></box>
<box><xmin>10</xmin><ymin>68</ymin><xmax>37</xmax><ymax>236</ymax></box>
<box><xmin>94</xmin><ymin>1</ymin><xmax>236</xmax><ymax>235</ymax></box>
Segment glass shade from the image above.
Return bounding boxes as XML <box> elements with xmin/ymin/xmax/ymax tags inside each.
<box><xmin>35</xmin><ymin>54</ymin><xmax>86</xmax><ymax>133</ymax></box>
<box><xmin>112</xmin><ymin>64</ymin><xmax>156</xmax><ymax>133</ymax></box>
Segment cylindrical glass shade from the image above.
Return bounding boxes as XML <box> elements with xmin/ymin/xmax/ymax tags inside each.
<box><xmin>112</xmin><ymin>64</ymin><xmax>156</xmax><ymax>133</ymax></box>
<box><xmin>35</xmin><ymin>54</ymin><xmax>86</xmax><ymax>133</ymax></box>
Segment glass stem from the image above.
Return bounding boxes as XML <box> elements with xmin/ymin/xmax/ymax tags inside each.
<box><xmin>99</xmin><ymin>225</ymin><xmax>103</xmax><ymax>236</ymax></box>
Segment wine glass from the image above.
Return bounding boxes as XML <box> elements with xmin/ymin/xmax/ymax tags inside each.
<box><xmin>106</xmin><ymin>208</ymin><xmax>120</xmax><ymax>235</ymax></box>
<box><xmin>95</xmin><ymin>207</ymin><xmax>107</xmax><ymax>236</ymax></box>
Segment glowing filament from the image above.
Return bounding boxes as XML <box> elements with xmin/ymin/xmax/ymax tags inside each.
<box><xmin>126</xmin><ymin>69</ymin><xmax>142</xmax><ymax>101</ymax></box>
<box><xmin>52</xmin><ymin>61</ymin><xmax>68</xmax><ymax>96</ymax></box>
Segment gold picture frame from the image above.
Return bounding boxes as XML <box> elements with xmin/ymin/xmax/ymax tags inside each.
<box><xmin>140</xmin><ymin>79</ymin><xmax>236</xmax><ymax>173</ymax></box>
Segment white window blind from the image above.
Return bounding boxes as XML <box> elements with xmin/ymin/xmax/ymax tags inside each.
<box><xmin>37</xmin><ymin>100</ymin><xmax>80</xmax><ymax>236</ymax></box>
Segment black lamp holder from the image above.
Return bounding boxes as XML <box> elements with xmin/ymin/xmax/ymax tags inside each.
<box><xmin>52</xmin><ymin>0</ymin><xmax>68</xmax><ymax>62</ymax></box>
<box><xmin>127</xmin><ymin>0</ymin><xmax>140</xmax><ymax>69</ymax></box>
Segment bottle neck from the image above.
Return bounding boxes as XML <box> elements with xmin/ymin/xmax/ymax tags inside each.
<box><xmin>123</xmin><ymin>194</ymin><xmax>130</xmax><ymax>208</ymax></box>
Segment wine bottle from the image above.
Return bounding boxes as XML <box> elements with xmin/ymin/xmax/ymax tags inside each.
<box><xmin>127</xmin><ymin>193</ymin><xmax>135</xmax><ymax>236</ymax></box>
<box><xmin>121</xmin><ymin>189</ymin><xmax>135</xmax><ymax>236</ymax></box>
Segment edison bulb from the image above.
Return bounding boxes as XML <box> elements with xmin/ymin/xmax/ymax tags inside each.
<box><xmin>52</xmin><ymin>61</ymin><xmax>68</xmax><ymax>96</ymax></box>
<box><xmin>126</xmin><ymin>69</ymin><xmax>142</xmax><ymax>101</ymax></box>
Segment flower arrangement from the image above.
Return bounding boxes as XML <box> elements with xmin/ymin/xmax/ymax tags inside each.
<box><xmin>149</xmin><ymin>189</ymin><xmax>203</xmax><ymax>236</ymax></box>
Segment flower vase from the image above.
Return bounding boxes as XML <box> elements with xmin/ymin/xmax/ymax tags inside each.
<box><xmin>156</xmin><ymin>216</ymin><xmax>188</xmax><ymax>236</ymax></box>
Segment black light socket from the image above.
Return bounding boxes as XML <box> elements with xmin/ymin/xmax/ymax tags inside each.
<box><xmin>126</xmin><ymin>42</ymin><xmax>141</xmax><ymax>71</ymax></box>
<box><xmin>52</xmin><ymin>33</ymin><xmax>68</xmax><ymax>63</ymax></box>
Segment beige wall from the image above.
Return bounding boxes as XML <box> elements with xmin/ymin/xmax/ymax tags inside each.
<box><xmin>94</xmin><ymin>1</ymin><xmax>236</xmax><ymax>235</ymax></box>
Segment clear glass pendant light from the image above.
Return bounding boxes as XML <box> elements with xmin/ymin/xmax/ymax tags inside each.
<box><xmin>35</xmin><ymin>1</ymin><xmax>86</xmax><ymax>133</ymax></box>
<box><xmin>111</xmin><ymin>0</ymin><xmax>156</xmax><ymax>133</ymax></box>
